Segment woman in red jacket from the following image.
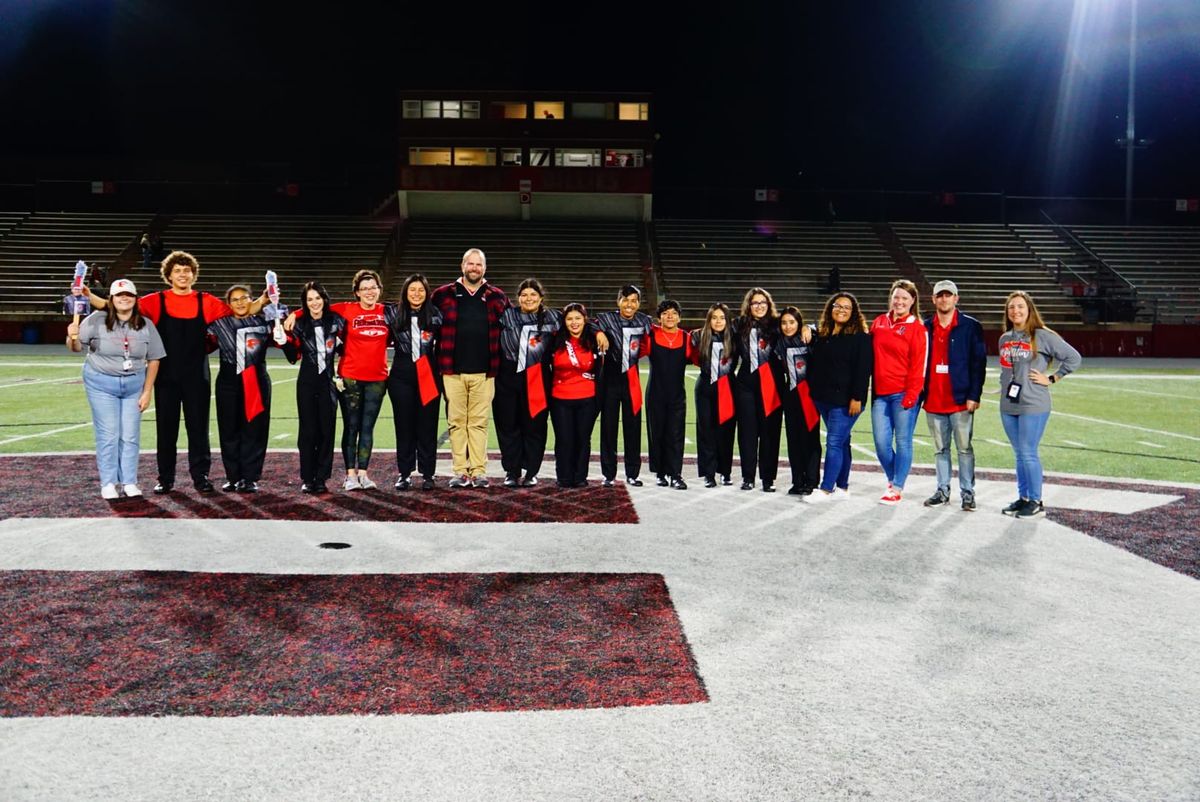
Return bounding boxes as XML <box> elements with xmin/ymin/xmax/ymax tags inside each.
<box><xmin>870</xmin><ymin>279</ymin><xmax>929</xmax><ymax>504</ymax></box>
<box><xmin>546</xmin><ymin>303</ymin><xmax>604</xmax><ymax>488</ymax></box>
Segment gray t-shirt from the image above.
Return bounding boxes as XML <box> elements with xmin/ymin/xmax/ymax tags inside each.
<box><xmin>78</xmin><ymin>311</ymin><xmax>167</xmax><ymax>376</ymax></box>
<box><xmin>998</xmin><ymin>328</ymin><xmax>1081</xmax><ymax>415</ymax></box>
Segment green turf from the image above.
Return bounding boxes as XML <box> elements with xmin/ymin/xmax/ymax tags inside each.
<box><xmin>1</xmin><ymin>355</ymin><xmax>1198</xmax><ymax>483</ymax></box>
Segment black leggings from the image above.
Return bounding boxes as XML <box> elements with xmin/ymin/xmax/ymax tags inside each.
<box><xmin>339</xmin><ymin>379</ymin><xmax>386</xmax><ymax>470</ymax></box>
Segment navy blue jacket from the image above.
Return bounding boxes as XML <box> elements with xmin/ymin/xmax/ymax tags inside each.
<box><xmin>922</xmin><ymin>311</ymin><xmax>986</xmax><ymax>406</ymax></box>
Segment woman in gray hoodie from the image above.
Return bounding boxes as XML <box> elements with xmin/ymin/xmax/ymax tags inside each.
<box><xmin>997</xmin><ymin>291</ymin><xmax>1082</xmax><ymax>519</ymax></box>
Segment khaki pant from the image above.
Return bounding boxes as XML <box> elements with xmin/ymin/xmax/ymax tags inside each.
<box><xmin>442</xmin><ymin>373</ymin><xmax>494</xmax><ymax>477</ymax></box>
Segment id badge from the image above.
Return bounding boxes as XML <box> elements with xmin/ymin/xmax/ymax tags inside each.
<box><xmin>935</xmin><ymin>363</ymin><xmax>949</xmax><ymax>374</ymax></box>
<box><xmin>1006</xmin><ymin>382</ymin><xmax>1022</xmax><ymax>402</ymax></box>
<box><xmin>122</xmin><ymin>358</ymin><xmax>133</xmax><ymax>371</ymax></box>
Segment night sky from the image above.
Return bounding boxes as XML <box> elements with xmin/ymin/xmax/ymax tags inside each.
<box><xmin>1</xmin><ymin>0</ymin><xmax>1198</xmax><ymax>197</ymax></box>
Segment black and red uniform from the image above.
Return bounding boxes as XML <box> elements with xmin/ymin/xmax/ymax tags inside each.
<box><xmin>138</xmin><ymin>290</ymin><xmax>233</xmax><ymax>489</ymax></box>
<box><xmin>733</xmin><ymin>316</ymin><xmax>783</xmax><ymax>488</ymax></box>
<box><xmin>387</xmin><ymin>304</ymin><xmax>443</xmax><ymax>482</ymax></box>
<box><xmin>208</xmin><ymin>314</ymin><xmax>276</xmax><ymax>486</ymax></box>
<box><xmin>494</xmin><ymin>306</ymin><xmax>561</xmax><ymax>482</ymax></box>
<box><xmin>547</xmin><ymin>336</ymin><xmax>603</xmax><ymax>487</ymax></box>
<box><xmin>594</xmin><ymin>310</ymin><xmax>652</xmax><ymax>482</ymax></box>
<box><xmin>773</xmin><ymin>333</ymin><xmax>822</xmax><ymax>493</ymax></box>
<box><xmin>690</xmin><ymin>330</ymin><xmax>737</xmax><ymax>483</ymax></box>
<box><xmin>645</xmin><ymin>325</ymin><xmax>691</xmax><ymax>482</ymax></box>
<box><xmin>283</xmin><ymin>312</ymin><xmax>346</xmax><ymax>488</ymax></box>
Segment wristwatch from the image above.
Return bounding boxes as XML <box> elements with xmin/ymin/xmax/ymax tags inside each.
<box><xmin>1049</xmin><ymin>374</ymin><xmax>1057</xmax><ymax>384</ymax></box>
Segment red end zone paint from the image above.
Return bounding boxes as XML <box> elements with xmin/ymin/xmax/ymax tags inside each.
<box><xmin>0</xmin><ymin>455</ymin><xmax>637</xmax><ymax>524</ymax></box>
<box><xmin>0</xmin><ymin>571</ymin><xmax>707</xmax><ymax>716</ymax></box>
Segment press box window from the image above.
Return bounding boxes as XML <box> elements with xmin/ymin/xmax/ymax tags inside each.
<box><xmin>605</xmin><ymin>149</ymin><xmax>644</xmax><ymax>168</ymax></box>
<box><xmin>408</xmin><ymin>148</ymin><xmax>451</xmax><ymax>166</ymax></box>
<box><xmin>529</xmin><ymin>148</ymin><xmax>551</xmax><ymax>167</ymax></box>
<box><xmin>402</xmin><ymin>100</ymin><xmax>422</xmax><ymax>119</ymax></box>
<box><xmin>500</xmin><ymin>148</ymin><xmax>524</xmax><ymax>166</ymax></box>
<box><xmin>555</xmin><ymin>149</ymin><xmax>602</xmax><ymax>167</ymax></box>
<box><xmin>533</xmin><ymin>101</ymin><xmax>564</xmax><ymax>120</ymax></box>
<box><xmin>491</xmin><ymin>102</ymin><xmax>528</xmax><ymax>119</ymax></box>
<box><xmin>618</xmin><ymin>102</ymin><xmax>649</xmax><ymax>121</ymax></box>
<box><xmin>571</xmin><ymin>102</ymin><xmax>611</xmax><ymax>120</ymax></box>
<box><xmin>452</xmin><ymin>148</ymin><xmax>495</xmax><ymax>166</ymax></box>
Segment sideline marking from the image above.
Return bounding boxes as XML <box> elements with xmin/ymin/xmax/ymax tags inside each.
<box><xmin>1137</xmin><ymin>441</ymin><xmax>1166</xmax><ymax>449</ymax></box>
<box><xmin>1061</xmin><ymin>439</ymin><xmax>1087</xmax><ymax>447</ymax></box>
<box><xmin>0</xmin><ymin>376</ymin><xmax>79</xmax><ymax>390</ymax></box>
<box><xmin>979</xmin><ymin>399</ymin><xmax>1200</xmax><ymax>442</ymax></box>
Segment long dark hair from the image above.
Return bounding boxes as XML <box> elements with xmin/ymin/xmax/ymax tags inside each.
<box><xmin>104</xmin><ymin>294</ymin><xmax>146</xmax><ymax>331</ymax></box>
<box><xmin>698</xmin><ymin>302</ymin><xmax>733</xmax><ymax>368</ymax></box>
<box><xmin>400</xmin><ymin>273</ymin><xmax>433</xmax><ymax>329</ymax></box>
<box><xmin>817</xmin><ymin>292</ymin><xmax>868</xmax><ymax>337</ymax></box>
<box><xmin>298</xmin><ymin>281</ymin><xmax>331</xmax><ymax>321</ymax></box>
<box><xmin>549</xmin><ymin>302</ymin><xmax>598</xmax><ymax>353</ymax></box>
<box><xmin>778</xmin><ymin>305</ymin><xmax>805</xmax><ymax>339</ymax></box>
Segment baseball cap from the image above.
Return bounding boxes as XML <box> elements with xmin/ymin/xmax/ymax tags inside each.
<box><xmin>110</xmin><ymin>279</ymin><xmax>138</xmax><ymax>296</ymax></box>
<box><xmin>932</xmin><ymin>280</ymin><xmax>959</xmax><ymax>296</ymax></box>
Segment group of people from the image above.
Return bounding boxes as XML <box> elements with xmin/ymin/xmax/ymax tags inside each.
<box><xmin>67</xmin><ymin>247</ymin><xmax>1081</xmax><ymax>519</ymax></box>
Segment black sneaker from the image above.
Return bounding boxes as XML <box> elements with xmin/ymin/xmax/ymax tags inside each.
<box><xmin>503</xmin><ymin>474</ymin><xmax>519</xmax><ymax>488</ymax></box>
<box><xmin>787</xmin><ymin>486</ymin><xmax>804</xmax><ymax>496</ymax></box>
<box><xmin>153</xmin><ymin>481</ymin><xmax>173</xmax><ymax>494</ymax></box>
<box><xmin>521</xmin><ymin>474</ymin><xmax>539</xmax><ymax>487</ymax></box>
<box><xmin>221</xmin><ymin>480</ymin><xmax>238</xmax><ymax>492</ymax></box>
<box><xmin>238</xmin><ymin>480</ymin><xmax>258</xmax><ymax>493</ymax></box>
<box><xmin>1001</xmin><ymin>498</ymin><xmax>1026</xmax><ymax>516</ymax></box>
<box><xmin>703</xmin><ymin>476</ymin><xmax>717</xmax><ymax>488</ymax></box>
<box><xmin>394</xmin><ymin>475</ymin><xmax>411</xmax><ymax>490</ymax></box>
<box><xmin>195</xmin><ymin>478</ymin><xmax>215</xmax><ymax>493</ymax></box>
<box><xmin>625</xmin><ymin>477</ymin><xmax>644</xmax><ymax>487</ymax></box>
<box><xmin>656</xmin><ymin>475</ymin><xmax>669</xmax><ymax>487</ymax></box>
<box><xmin>961</xmin><ymin>492</ymin><xmax>976</xmax><ymax>512</ymax></box>
<box><xmin>740</xmin><ymin>480</ymin><xmax>754</xmax><ymax>491</ymax></box>
<box><xmin>301</xmin><ymin>483</ymin><xmax>316</xmax><ymax>494</ymax></box>
<box><xmin>602</xmin><ymin>478</ymin><xmax>615</xmax><ymax>488</ymax></box>
<box><xmin>923</xmin><ymin>489</ymin><xmax>951</xmax><ymax>507</ymax></box>
<box><xmin>1015</xmin><ymin>499</ymin><xmax>1045</xmax><ymax>519</ymax></box>
<box><xmin>420</xmin><ymin>477</ymin><xmax>435</xmax><ymax>491</ymax></box>
<box><xmin>761</xmin><ymin>482</ymin><xmax>776</xmax><ymax>493</ymax></box>
<box><xmin>670</xmin><ymin>476</ymin><xmax>688</xmax><ymax>490</ymax></box>
<box><xmin>721</xmin><ymin>475</ymin><xmax>733</xmax><ymax>486</ymax></box>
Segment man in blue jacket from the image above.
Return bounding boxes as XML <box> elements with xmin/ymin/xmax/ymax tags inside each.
<box><xmin>921</xmin><ymin>280</ymin><xmax>987</xmax><ymax>511</ymax></box>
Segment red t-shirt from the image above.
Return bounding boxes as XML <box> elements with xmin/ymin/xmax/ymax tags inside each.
<box><xmin>924</xmin><ymin>312</ymin><xmax>968</xmax><ymax>414</ymax></box>
<box><xmin>138</xmin><ymin>290</ymin><xmax>232</xmax><ymax>325</ymax></box>
<box><xmin>330</xmin><ymin>301</ymin><xmax>390</xmax><ymax>381</ymax></box>
<box><xmin>551</xmin><ymin>339</ymin><xmax>597</xmax><ymax>400</ymax></box>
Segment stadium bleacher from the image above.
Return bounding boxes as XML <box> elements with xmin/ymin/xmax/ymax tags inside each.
<box><xmin>1069</xmin><ymin>226</ymin><xmax>1200</xmax><ymax>324</ymax></box>
<box><xmin>394</xmin><ymin>219</ymin><xmax>645</xmax><ymax>316</ymax></box>
<box><xmin>654</xmin><ymin>220</ymin><xmax>897</xmax><ymax>325</ymax></box>
<box><xmin>0</xmin><ymin>212</ymin><xmax>151</xmax><ymax>316</ymax></box>
<box><xmin>890</xmin><ymin>223</ymin><xmax>1080</xmax><ymax>325</ymax></box>
<box><xmin>133</xmin><ymin>214</ymin><xmax>398</xmax><ymax>306</ymax></box>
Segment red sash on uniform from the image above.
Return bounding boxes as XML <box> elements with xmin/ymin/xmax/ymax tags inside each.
<box><xmin>242</xmin><ymin>368</ymin><xmax>265</xmax><ymax>422</ymax></box>
<box><xmin>416</xmin><ymin>355</ymin><xmax>439</xmax><ymax>406</ymax></box>
<box><xmin>717</xmin><ymin>374</ymin><xmax>734</xmax><ymax>424</ymax></box>
<box><xmin>525</xmin><ymin>362</ymin><xmax>547</xmax><ymax>418</ymax></box>
<box><xmin>758</xmin><ymin>363</ymin><xmax>780</xmax><ymax>416</ymax></box>
<box><xmin>797</xmin><ymin>380</ymin><xmax>819</xmax><ymax>431</ymax></box>
<box><xmin>627</xmin><ymin>365</ymin><xmax>643</xmax><ymax>416</ymax></box>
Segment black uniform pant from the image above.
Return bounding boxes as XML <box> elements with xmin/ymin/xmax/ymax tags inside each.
<box><xmin>551</xmin><ymin>396</ymin><xmax>598</xmax><ymax>486</ymax></box>
<box><xmin>781</xmin><ymin>393</ymin><xmax>823</xmax><ymax>490</ymax></box>
<box><xmin>297</xmin><ymin>375</ymin><xmax>337</xmax><ymax>484</ymax></box>
<box><xmin>154</xmin><ymin>373</ymin><xmax>212</xmax><ymax>486</ymax></box>
<box><xmin>493</xmin><ymin>365</ymin><xmax>549</xmax><ymax>479</ymax></box>
<box><xmin>599</xmin><ymin>375</ymin><xmax>642</xmax><ymax>480</ymax></box>
<box><xmin>695</xmin><ymin>383</ymin><xmax>736</xmax><ymax>480</ymax></box>
<box><xmin>215</xmin><ymin>369</ymin><xmax>271</xmax><ymax>483</ymax></box>
<box><xmin>734</xmin><ymin>379</ymin><xmax>782</xmax><ymax>485</ymax></box>
<box><xmin>388</xmin><ymin>374</ymin><xmax>439</xmax><ymax>479</ymax></box>
<box><xmin>646</xmin><ymin>392</ymin><xmax>686</xmax><ymax>478</ymax></box>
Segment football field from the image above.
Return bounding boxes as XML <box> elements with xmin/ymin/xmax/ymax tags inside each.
<box><xmin>2</xmin><ymin>347</ymin><xmax>1197</xmax><ymax>484</ymax></box>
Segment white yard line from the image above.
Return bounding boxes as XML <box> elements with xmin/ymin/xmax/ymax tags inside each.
<box><xmin>983</xmin><ymin>438</ymin><xmax>1009</xmax><ymax>447</ymax></box>
<box><xmin>1137</xmin><ymin>441</ymin><xmax>1166</xmax><ymax>449</ymax></box>
<box><xmin>979</xmin><ymin>398</ymin><xmax>1200</xmax><ymax>442</ymax></box>
<box><xmin>1061</xmin><ymin>439</ymin><xmax>1087</xmax><ymax>447</ymax></box>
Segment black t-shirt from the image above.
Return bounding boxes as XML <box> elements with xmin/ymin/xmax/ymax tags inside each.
<box><xmin>454</xmin><ymin>285</ymin><xmax>490</xmax><ymax>374</ymax></box>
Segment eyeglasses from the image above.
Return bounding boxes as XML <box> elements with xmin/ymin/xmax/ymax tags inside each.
<box><xmin>750</xmin><ymin>301</ymin><xmax>768</xmax><ymax>308</ymax></box>
<box><xmin>831</xmin><ymin>304</ymin><xmax>852</xmax><ymax>312</ymax></box>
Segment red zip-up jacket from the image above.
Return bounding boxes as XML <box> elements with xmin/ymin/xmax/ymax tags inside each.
<box><xmin>870</xmin><ymin>312</ymin><xmax>929</xmax><ymax>407</ymax></box>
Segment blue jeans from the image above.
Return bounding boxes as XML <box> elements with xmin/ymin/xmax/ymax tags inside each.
<box><xmin>926</xmin><ymin>410</ymin><xmax>975</xmax><ymax>495</ymax></box>
<box><xmin>83</xmin><ymin>362</ymin><xmax>145</xmax><ymax>486</ymax></box>
<box><xmin>1001</xmin><ymin>411</ymin><xmax>1051</xmax><ymax>501</ymax></box>
<box><xmin>871</xmin><ymin>393</ymin><xmax>919</xmax><ymax>490</ymax></box>
<box><xmin>815</xmin><ymin>401</ymin><xmax>862</xmax><ymax>492</ymax></box>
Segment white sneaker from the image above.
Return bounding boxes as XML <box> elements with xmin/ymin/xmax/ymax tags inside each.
<box><xmin>832</xmin><ymin>488</ymin><xmax>851</xmax><ymax>501</ymax></box>
<box><xmin>101</xmin><ymin>483</ymin><xmax>120</xmax><ymax>500</ymax></box>
<box><xmin>803</xmin><ymin>490</ymin><xmax>835</xmax><ymax>504</ymax></box>
<box><xmin>343</xmin><ymin>475</ymin><xmax>361</xmax><ymax>492</ymax></box>
<box><xmin>357</xmin><ymin>474</ymin><xmax>377</xmax><ymax>490</ymax></box>
<box><xmin>123</xmin><ymin>484</ymin><xmax>142</xmax><ymax>498</ymax></box>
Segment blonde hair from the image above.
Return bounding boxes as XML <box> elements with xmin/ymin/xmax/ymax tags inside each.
<box><xmin>889</xmin><ymin>279</ymin><xmax>921</xmax><ymax>320</ymax></box>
